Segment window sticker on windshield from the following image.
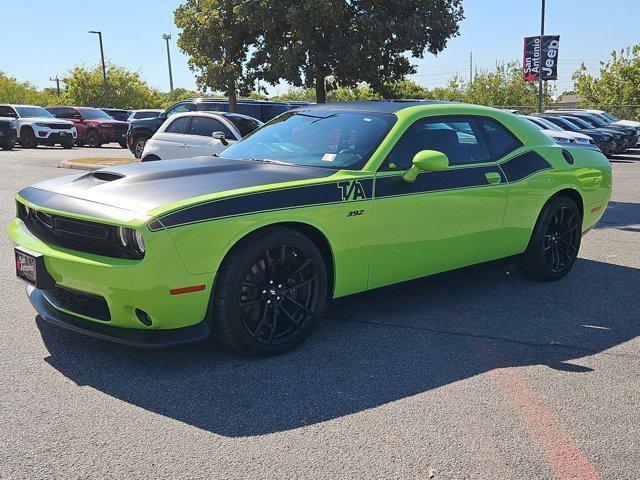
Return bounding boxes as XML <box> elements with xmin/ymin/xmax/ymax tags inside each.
<box><xmin>321</xmin><ymin>153</ymin><xmax>337</xmax><ymax>162</ymax></box>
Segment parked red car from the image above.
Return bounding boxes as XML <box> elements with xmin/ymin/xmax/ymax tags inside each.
<box><xmin>46</xmin><ymin>106</ymin><xmax>128</xmax><ymax>148</ymax></box>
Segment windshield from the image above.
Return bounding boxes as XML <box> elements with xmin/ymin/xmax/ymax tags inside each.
<box><xmin>15</xmin><ymin>106</ymin><xmax>54</xmax><ymax>118</ymax></box>
<box><xmin>533</xmin><ymin>117</ymin><xmax>561</xmax><ymax>131</ymax></box>
<box><xmin>565</xmin><ymin>116</ymin><xmax>594</xmax><ymax>129</ymax></box>
<box><xmin>600</xmin><ymin>112</ymin><xmax>619</xmax><ymax>122</ymax></box>
<box><xmin>78</xmin><ymin>108</ymin><xmax>115</xmax><ymax>120</ymax></box>
<box><xmin>220</xmin><ymin>110</ymin><xmax>396</xmax><ymax>169</ymax></box>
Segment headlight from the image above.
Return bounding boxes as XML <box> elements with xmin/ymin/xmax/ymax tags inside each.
<box><xmin>551</xmin><ymin>136</ymin><xmax>570</xmax><ymax>144</ymax></box>
<box><xmin>34</xmin><ymin>122</ymin><xmax>49</xmax><ymax>127</ymax></box>
<box><xmin>11</xmin><ymin>120</ymin><xmax>17</xmax><ymax>128</ymax></box>
<box><xmin>602</xmin><ymin>136</ymin><xmax>611</xmax><ymax>141</ymax></box>
<box><xmin>116</xmin><ymin>226</ymin><xmax>129</xmax><ymax>247</ymax></box>
<box><xmin>132</xmin><ymin>230</ymin><xmax>145</xmax><ymax>253</ymax></box>
<box><xmin>575</xmin><ymin>138</ymin><xmax>590</xmax><ymax>143</ymax></box>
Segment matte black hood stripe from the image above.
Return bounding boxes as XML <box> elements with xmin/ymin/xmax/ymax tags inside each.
<box><xmin>153</xmin><ymin>179</ymin><xmax>375</xmax><ymax>230</ymax></box>
<box><xmin>153</xmin><ymin>151</ymin><xmax>552</xmax><ymax>230</ymax></box>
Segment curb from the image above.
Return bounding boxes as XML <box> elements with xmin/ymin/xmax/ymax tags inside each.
<box><xmin>58</xmin><ymin>161</ymin><xmax>123</xmax><ymax>171</ymax></box>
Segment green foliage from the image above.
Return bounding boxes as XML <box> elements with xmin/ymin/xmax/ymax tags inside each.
<box><xmin>465</xmin><ymin>61</ymin><xmax>552</xmax><ymax>106</ymax></box>
<box><xmin>174</xmin><ymin>0</ymin><xmax>260</xmax><ymax>111</ymax></box>
<box><xmin>573</xmin><ymin>45</ymin><xmax>640</xmax><ymax>106</ymax></box>
<box><xmin>0</xmin><ymin>72</ymin><xmax>58</xmax><ymax>105</ymax></box>
<box><xmin>61</xmin><ymin>64</ymin><xmax>166</xmax><ymax>109</ymax></box>
<box><xmin>250</xmin><ymin>0</ymin><xmax>464</xmax><ymax>103</ymax></box>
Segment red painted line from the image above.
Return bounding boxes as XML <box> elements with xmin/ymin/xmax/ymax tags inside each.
<box><xmin>445</xmin><ymin>305</ymin><xmax>602</xmax><ymax>480</ymax></box>
<box><xmin>169</xmin><ymin>284</ymin><xmax>206</xmax><ymax>295</ymax></box>
<box><xmin>591</xmin><ymin>206</ymin><xmax>602</xmax><ymax>213</ymax></box>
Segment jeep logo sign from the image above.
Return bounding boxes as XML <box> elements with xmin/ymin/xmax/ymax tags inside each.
<box><xmin>523</xmin><ymin>35</ymin><xmax>560</xmax><ymax>81</ymax></box>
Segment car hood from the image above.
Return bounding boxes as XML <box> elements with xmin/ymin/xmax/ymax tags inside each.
<box><xmin>18</xmin><ymin>157</ymin><xmax>338</xmax><ymax>219</ymax></box>
<box><xmin>21</xmin><ymin>117</ymin><xmax>74</xmax><ymax>125</ymax></box>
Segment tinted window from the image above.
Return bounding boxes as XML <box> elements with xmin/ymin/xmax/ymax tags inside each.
<box><xmin>187</xmin><ymin>116</ymin><xmax>232</xmax><ymax>137</ymax></box>
<box><xmin>383</xmin><ymin>116</ymin><xmax>491</xmax><ymax>170</ymax></box>
<box><xmin>195</xmin><ymin>103</ymin><xmax>226</xmax><ymax>112</ymax></box>
<box><xmin>134</xmin><ymin>111</ymin><xmax>161</xmax><ymax>119</ymax></box>
<box><xmin>478</xmin><ymin>117</ymin><xmax>521</xmax><ymax>158</ymax></box>
<box><xmin>14</xmin><ymin>106</ymin><xmax>54</xmax><ymax>118</ymax></box>
<box><xmin>166</xmin><ymin>103</ymin><xmax>192</xmax><ymax>118</ymax></box>
<box><xmin>223</xmin><ymin>114</ymin><xmax>263</xmax><ymax>137</ymax></box>
<box><xmin>165</xmin><ymin>116</ymin><xmax>190</xmax><ymax>134</ymax></box>
<box><xmin>221</xmin><ymin>110</ymin><xmax>395</xmax><ymax>170</ymax></box>
<box><xmin>0</xmin><ymin>106</ymin><xmax>18</xmax><ymax>118</ymax></box>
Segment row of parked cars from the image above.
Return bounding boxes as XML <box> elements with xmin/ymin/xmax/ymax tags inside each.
<box><xmin>0</xmin><ymin>99</ymin><xmax>308</xmax><ymax>153</ymax></box>
<box><xmin>516</xmin><ymin>109</ymin><xmax>640</xmax><ymax>157</ymax></box>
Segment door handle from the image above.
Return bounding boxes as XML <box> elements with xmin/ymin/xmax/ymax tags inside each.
<box><xmin>484</xmin><ymin>172</ymin><xmax>502</xmax><ymax>184</ymax></box>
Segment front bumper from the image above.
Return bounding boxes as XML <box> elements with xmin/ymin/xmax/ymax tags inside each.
<box><xmin>34</xmin><ymin>126</ymin><xmax>77</xmax><ymax>141</ymax></box>
<box><xmin>28</xmin><ymin>285</ymin><xmax>210</xmax><ymax>347</ymax></box>
<box><xmin>9</xmin><ymin>214</ymin><xmax>216</xmax><ymax>344</ymax></box>
<box><xmin>98</xmin><ymin>127</ymin><xmax>127</xmax><ymax>143</ymax></box>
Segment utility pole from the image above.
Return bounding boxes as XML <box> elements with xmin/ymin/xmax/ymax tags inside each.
<box><xmin>162</xmin><ymin>34</ymin><xmax>174</xmax><ymax>92</ymax></box>
<box><xmin>469</xmin><ymin>52</ymin><xmax>473</xmax><ymax>84</ymax></box>
<box><xmin>49</xmin><ymin>77</ymin><xmax>61</xmax><ymax>97</ymax></box>
<box><xmin>89</xmin><ymin>30</ymin><xmax>108</xmax><ymax>104</ymax></box>
<box><xmin>538</xmin><ymin>0</ymin><xmax>546</xmax><ymax>113</ymax></box>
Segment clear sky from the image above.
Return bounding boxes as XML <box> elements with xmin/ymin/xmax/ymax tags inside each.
<box><xmin>1</xmin><ymin>0</ymin><xmax>638</xmax><ymax>97</ymax></box>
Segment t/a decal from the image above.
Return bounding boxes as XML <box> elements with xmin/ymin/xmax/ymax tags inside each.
<box><xmin>337</xmin><ymin>180</ymin><xmax>368</xmax><ymax>201</ymax></box>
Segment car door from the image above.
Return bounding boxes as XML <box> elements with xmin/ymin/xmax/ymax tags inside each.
<box><xmin>181</xmin><ymin>115</ymin><xmax>237</xmax><ymax>156</ymax></box>
<box><xmin>368</xmin><ymin>115</ymin><xmax>518</xmax><ymax>289</ymax></box>
<box><xmin>154</xmin><ymin>115</ymin><xmax>192</xmax><ymax>159</ymax></box>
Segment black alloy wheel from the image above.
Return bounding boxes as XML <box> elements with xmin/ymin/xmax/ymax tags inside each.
<box><xmin>518</xmin><ymin>196</ymin><xmax>582</xmax><ymax>281</ymax></box>
<box><xmin>543</xmin><ymin>206</ymin><xmax>580</xmax><ymax>273</ymax></box>
<box><xmin>239</xmin><ymin>244</ymin><xmax>321</xmax><ymax>346</ymax></box>
<box><xmin>214</xmin><ymin>227</ymin><xmax>328</xmax><ymax>356</ymax></box>
<box><xmin>20</xmin><ymin>129</ymin><xmax>38</xmax><ymax>149</ymax></box>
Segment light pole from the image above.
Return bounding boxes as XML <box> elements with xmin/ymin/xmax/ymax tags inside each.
<box><xmin>50</xmin><ymin>77</ymin><xmax>61</xmax><ymax>97</ymax></box>
<box><xmin>162</xmin><ymin>34</ymin><xmax>174</xmax><ymax>92</ymax></box>
<box><xmin>89</xmin><ymin>30</ymin><xmax>108</xmax><ymax>104</ymax></box>
<box><xmin>538</xmin><ymin>0</ymin><xmax>546</xmax><ymax>113</ymax></box>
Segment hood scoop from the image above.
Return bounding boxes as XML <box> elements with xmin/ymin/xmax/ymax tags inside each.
<box><xmin>87</xmin><ymin>171</ymin><xmax>125</xmax><ymax>182</ymax></box>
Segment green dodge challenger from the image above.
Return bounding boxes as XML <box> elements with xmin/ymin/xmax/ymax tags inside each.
<box><xmin>10</xmin><ymin>101</ymin><xmax>612</xmax><ymax>355</ymax></box>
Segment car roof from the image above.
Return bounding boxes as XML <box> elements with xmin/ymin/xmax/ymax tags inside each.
<box><xmin>296</xmin><ymin>100</ymin><xmax>455</xmax><ymax>114</ymax></box>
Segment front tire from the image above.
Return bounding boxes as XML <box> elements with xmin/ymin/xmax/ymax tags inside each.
<box><xmin>1</xmin><ymin>141</ymin><xmax>13</xmax><ymax>151</ymax></box>
<box><xmin>86</xmin><ymin>130</ymin><xmax>102</xmax><ymax>148</ymax></box>
<box><xmin>133</xmin><ymin>135</ymin><xmax>150</xmax><ymax>159</ymax></box>
<box><xmin>19</xmin><ymin>129</ymin><xmax>38</xmax><ymax>149</ymax></box>
<box><xmin>118</xmin><ymin>140</ymin><xmax>127</xmax><ymax>148</ymax></box>
<box><xmin>517</xmin><ymin>196</ymin><xmax>582</xmax><ymax>281</ymax></box>
<box><xmin>61</xmin><ymin>139</ymin><xmax>74</xmax><ymax>149</ymax></box>
<box><xmin>213</xmin><ymin>227</ymin><xmax>328</xmax><ymax>356</ymax></box>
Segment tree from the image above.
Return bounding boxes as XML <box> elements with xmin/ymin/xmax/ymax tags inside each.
<box><xmin>174</xmin><ymin>0</ymin><xmax>262</xmax><ymax>112</ymax></box>
<box><xmin>0</xmin><ymin>72</ymin><xmax>57</xmax><ymax>106</ymax></box>
<box><xmin>465</xmin><ymin>61</ymin><xmax>552</xmax><ymax>107</ymax></box>
<box><xmin>251</xmin><ymin>0</ymin><xmax>464</xmax><ymax>103</ymax></box>
<box><xmin>62</xmin><ymin>64</ymin><xmax>166</xmax><ymax>108</ymax></box>
<box><xmin>573</xmin><ymin>45</ymin><xmax>640</xmax><ymax>106</ymax></box>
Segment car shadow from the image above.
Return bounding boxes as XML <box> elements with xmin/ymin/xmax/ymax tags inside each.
<box><xmin>38</xmin><ymin>257</ymin><xmax>640</xmax><ymax>438</ymax></box>
<box><xmin>595</xmin><ymin>201</ymin><xmax>640</xmax><ymax>231</ymax></box>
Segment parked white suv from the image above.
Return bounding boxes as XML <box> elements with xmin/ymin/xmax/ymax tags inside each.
<box><xmin>0</xmin><ymin>104</ymin><xmax>77</xmax><ymax>149</ymax></box>
<box><xmin>127</xmin><ymin>109</ymin><xmax>164</xmax><ymax>121</ymax></box>
<box><xmin>522</xmin><ymin>115</ymin><xmax>596</xmax><ymax>148</ymax></box>
<box><xmin>141</xmin><ymin>111</ymin><xmax>262</xmax><ymax>161</ymax></box>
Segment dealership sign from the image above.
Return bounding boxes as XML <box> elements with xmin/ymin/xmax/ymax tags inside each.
<box><xmin>523</xmin><ymin>35</ymin><xmax>560</xmax><ymax>81</ymax></box>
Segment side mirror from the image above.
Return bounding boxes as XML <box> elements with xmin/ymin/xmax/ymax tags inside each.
<box><xmin>212</xmin><ymin>131</ymin><xmax>228</xmax><ymax>146</ymax></box>
<box><xmin>402</xmin><ymin>150</ymin><xmax>449</xmax><ymax>182</ymax></box>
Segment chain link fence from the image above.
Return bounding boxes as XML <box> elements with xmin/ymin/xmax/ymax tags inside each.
<box><xmin>495</xmin><ymin>105</ymin><xmax>640</xmax><ymax>120</ymax></box>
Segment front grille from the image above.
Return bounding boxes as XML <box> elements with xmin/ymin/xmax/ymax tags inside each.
<box><xmin>44</xmin><ymin>284</ymin><xmax>110</xmax><ymax>321</ymax></box>
<box><xmin>44</xmin><ymin>123</ymin><xmax>74</xmax><ymax>130</ymax></box>
<box><xmin>17</xmin><ymin>202</ymin><xmax>144</xmax><ymax>260</ymax></box>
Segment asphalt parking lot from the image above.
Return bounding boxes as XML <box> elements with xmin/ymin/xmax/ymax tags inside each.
<box><xmin>1</xmin><ymin>146</ymin><xmax>639</xmax><ymax>479</ymax></box>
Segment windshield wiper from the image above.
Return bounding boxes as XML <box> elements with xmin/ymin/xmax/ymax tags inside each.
<box><xmin>244</xmin><ymin>157</ymin><xmax>295</xmax><ymax>166</ymax></box>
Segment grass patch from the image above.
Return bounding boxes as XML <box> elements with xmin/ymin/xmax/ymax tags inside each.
<box><xmin>70</xmin><ymin>157</ymin><xmax>138</xmax><ymax>166</ymax></box>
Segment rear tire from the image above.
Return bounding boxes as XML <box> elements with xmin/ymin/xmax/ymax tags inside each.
<box><xmin>19</xmin><ymin>129</ymin><xmax>38</xmax><ymax>149</ymax></box>
<box><xmin>517</xmin><ymin>196</ymin><xmax>582</xmax><ymax>281</ymax></box>
<box><xmin>213</xmin><ymin>227</ymin><xmax>328</xmax><ymax>356</ymax></box>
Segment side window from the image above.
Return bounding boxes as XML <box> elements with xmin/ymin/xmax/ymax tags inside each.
<box><xmin>383</xmin><ymin>117</ymin><xmax>491</xmax><ymax>170</ymax></box>
<box><xmin>0</xmin><ymin>106</ymin><xmax>18</xmax><ymax>118</ymax></box>
<box><xmin>478</xmin><ymin>117</ymin><xmax>522</xmax><ymax>158</ymax></box>
<box><xmin>195</xmin><ymin>103</ymin><xmax>225</xmax><ymax>112</ymax></box>
<box><xmin>165</xmin><ymin>103</ymin><xmax>192</xmax><ymax>118</ymax></box>
<box><xmin>164</xmin><ymin>116</ymin><xmax>190</xmax><ymax>134</ymax></box>
<box><xmin>187</xmin><ymin>116</ymin><xmax>233</xmax><ymax>137</ymax></box>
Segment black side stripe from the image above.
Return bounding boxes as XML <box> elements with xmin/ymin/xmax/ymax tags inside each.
<box><xmin>154</xmin><ymin>179</ymin><xmax>374</xmax><ymax>230</ymax></box>
<box><xmin>150</xmin><ymin>151</ymin><xmax>551</xmax><ymax>230</ymax></box>
<box><xmin>499</xmin><ymin>151</ymin><xmax>552</xmax><ymax>182</ymax></box>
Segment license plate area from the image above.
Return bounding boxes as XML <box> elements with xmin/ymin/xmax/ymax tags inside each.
<box><xmin>15</xmin><ymin>247</ymin><xmax>55</xmax><ymax>289</ymax></box>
